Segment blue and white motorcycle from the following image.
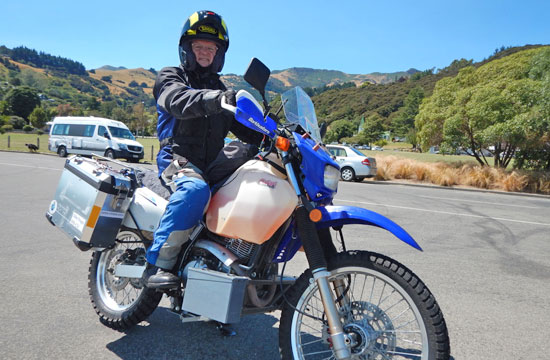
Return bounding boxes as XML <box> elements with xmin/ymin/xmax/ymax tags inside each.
<box><xmin>77</xmin><ymin>58</ymin><xmax>450</xmax><ymax>360</ymax></box>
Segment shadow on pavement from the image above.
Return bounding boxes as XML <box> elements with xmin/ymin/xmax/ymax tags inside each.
<box><xmin>106</xmin><ymin>307</ymin><xmax>280</xmax><ymax>360</ymax></box>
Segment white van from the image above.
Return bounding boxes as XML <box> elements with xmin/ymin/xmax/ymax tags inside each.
<box><xmin>48</xmin><ymin>116</ymin><xmax>144</xmax><ymax>162</ymax></box>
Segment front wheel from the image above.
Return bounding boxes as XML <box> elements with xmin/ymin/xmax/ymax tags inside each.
<box><xmin>104</xmin><ymin>149</ymin><xmax>115</xmax><ymax>159</ymax></box>
<box><xmin>88</xmin><ymin>230</ymin><xmax>162</xmax><ymax>330</ymax></box>
<box><xmin>279</xmin><ymin>251</ymin><xmax>450</xmax><ymax>359</ymax></box>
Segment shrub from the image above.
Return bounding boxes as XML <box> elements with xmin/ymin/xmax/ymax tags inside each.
<box><xmin>9</xmin><ymin>116</ymin><xmax>26</xmax><ymax>129</ymax></box>
<box><xmin>23</xmin><ymin>124</ymin><xmax>34</xmax><ymax>132</ymax></box>
<box><xmin>1</xmin><ymin>124</ymin><xmax>14</xmax><ymax>132</ymax></box>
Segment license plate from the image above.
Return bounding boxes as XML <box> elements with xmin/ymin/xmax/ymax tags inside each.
<box><xmin>133</xmin><ymin>155</ymin><xmax>138</xmax><ymax>158</ymax></box>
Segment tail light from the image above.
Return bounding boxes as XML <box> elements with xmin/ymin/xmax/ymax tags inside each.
<box><xmin>361</xmin><ymin>158</ymin><xmax>371</xmax><ymax>166</ymax></box>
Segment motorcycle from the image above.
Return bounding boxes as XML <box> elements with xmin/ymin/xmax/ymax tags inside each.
<box><xmin>46</xmin><ymin>58</ymin><xmax>450</xmax><ymax>359</ymax></box>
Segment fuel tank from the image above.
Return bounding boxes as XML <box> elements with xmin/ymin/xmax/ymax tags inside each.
<box><xmin>206</xmin><ymin>158</ymin><xmax>297</xmax><ymax>244</ymax></box>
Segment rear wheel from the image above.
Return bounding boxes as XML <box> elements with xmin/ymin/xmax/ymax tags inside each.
<box><xmin>57</xmin><ymin>146</ymin><xmax>67</xmax><ymax>157</ymax></box>
<box><xmin>279</xmin><ymin>251</ymin><xmax>450</xmax><ymax>359</ymax></box>
<box><xmin>340</xmin><ymin>167</ymin><xmax>356</xmax><ymax>182</ymax></box>
<box><xmin>88</xmin><ymin>230</ymin><xmax>162</xmax><ymax>330</ymax></box>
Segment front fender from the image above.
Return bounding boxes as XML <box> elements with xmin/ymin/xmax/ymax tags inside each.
<box><xmin>316</xmin><ymin>205</ymin><xmax>422</xmax><ymax>251</ymax></box>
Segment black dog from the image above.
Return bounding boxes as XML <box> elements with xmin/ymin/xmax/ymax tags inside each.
<box><xmin>25</xmin><ymin>143</ymin><xmax>39</xmax><ymax>152</ymax></box>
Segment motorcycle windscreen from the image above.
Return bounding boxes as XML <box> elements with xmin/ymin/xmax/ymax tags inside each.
<box><xmin>206</xmin><ymin>159</ymin><xmax>297</xmax><ymax>244</ymax></box>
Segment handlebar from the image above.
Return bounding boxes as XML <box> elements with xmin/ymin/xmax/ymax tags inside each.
<box><xmin>220</xmin><ymin>95</ymin><xmax>237</xmax><ymax>114</ymax></box>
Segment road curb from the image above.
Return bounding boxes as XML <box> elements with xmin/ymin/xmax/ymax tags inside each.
<box><xmin>363</xmin><ymin>179</ymin><xmax>550</xmax><ymax>199</ymax></box>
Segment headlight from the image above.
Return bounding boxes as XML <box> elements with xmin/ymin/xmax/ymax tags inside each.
<box><xmin>324</xmin><ymin>165</ymin><xmax>340</xmax><ymax>191</ymax></box>
<box><xmin>118</xmin><ymin>143</ymin><xmax>127</xmax><ymax>150</ymax></box>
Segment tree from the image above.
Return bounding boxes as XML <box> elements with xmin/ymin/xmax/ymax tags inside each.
<box><xmin>3</xmin><ymin>86</ymin><xmax>41</xmax><ymax>121</ymax></box>
<box><xmin>0</xmin><ymin>100</ymin><xmax>9</xmax><ymax>115</ymax></box>
<box><xmin>86</xmin><ymin>97</ymin><xmax>100</xmax><ymax>111</ymax></box>
<box><xmin>29</xmin><ymin>106</ymin><xmax>48</xmax><ymax>129</ymax></box>
<box><xmin>56</xmin><ymin>104</ymin><xmax>75</xmax><ymax>116</ymax></box>
<box><xmin>111</xmin><ymin>106</ymin><xmax>132</xmax><ymax>124</ymax></box>
<box><xmin>131</xmin><ymin>102</ymin><xmax>150</xmax><ymax>136</ymax></box>
<box><xmin>416</xmin><ymin>47</ymin><xmax>548</xmax><ymax>168</ymax></box>
<box><xmin>324</xmin><ymin>119</ymin><xmax>356</xmax><ymax>143</ymax></box>
<box><xmin>357</xmin><ymin>114</ymin><xmax>385</xmax><ymax>145</ymax></box>
<box><xmin>392</xmin><ymin>86</ymin><xmax>424</xmax><ymax>137</ymax></box>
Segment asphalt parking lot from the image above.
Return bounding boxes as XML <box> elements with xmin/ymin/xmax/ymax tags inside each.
<box><xmin>1</xmin><ymin>151</ymin><xmax>549</xmax><ymax>359</ymax></box>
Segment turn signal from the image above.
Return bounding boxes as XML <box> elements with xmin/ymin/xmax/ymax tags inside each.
<box><xmin>276</xmin><ymin>137</ymin><xmax>290</xmax><ymax>152</ymax></box>
<box><xmin>309</xmin><ymin>208</ymin><xmax>323</xmax><ymax>222</ymax></box>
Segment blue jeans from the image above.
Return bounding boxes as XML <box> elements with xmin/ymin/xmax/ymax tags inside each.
<box><xmin>146</xmin><ymin>175</ymin><xmax>210</xmax><ymax>269</ymax></box>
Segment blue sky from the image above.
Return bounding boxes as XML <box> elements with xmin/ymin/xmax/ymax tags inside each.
<box><xmin>1</xmin><ymin>0</ymin><xmax>549</xmax><ymax>75</ymax></box>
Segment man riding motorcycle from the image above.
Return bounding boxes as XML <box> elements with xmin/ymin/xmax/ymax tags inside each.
<box><xmin>144</xmin><ymin>10</ymin><xmax>262</xmax><ymax>288</ymax></box>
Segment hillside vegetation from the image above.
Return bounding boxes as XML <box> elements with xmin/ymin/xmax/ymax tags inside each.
<box><xmin>1</xmin><ymin>43</ymin><xmax>549</xmax><ymax>174</ymax></box>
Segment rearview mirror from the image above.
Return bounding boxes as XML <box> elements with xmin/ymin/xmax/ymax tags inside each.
<box><xmin>103</xmin><ymin>132</ymin><xmax>111</xmax><ymax>139</ymax></box>
<box><xmin>244</xmin><ymin>58</ymin><xmax>270</xmax><ymax>97</ymax></box>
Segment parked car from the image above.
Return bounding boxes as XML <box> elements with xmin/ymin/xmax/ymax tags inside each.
<box><xmin>372</xmin><ymin>146</ymin><xmax>383</xmax><ymax>151</ymax></box>
<box><xmin>326</xmin><ymin>144</ymin><xmax>377</xmax><ymax>182</ymax></box>
<box><xmin>356</xmin><ymin>145</ymin><xmax>371</xmax><ymax>150</ymax></box>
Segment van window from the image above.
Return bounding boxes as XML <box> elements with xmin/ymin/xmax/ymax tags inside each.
<box><xmin>52</xmin><ymin>124</ymin><xmax>95</xmax><ymax>137</ymax></box>
<box><xmin>67</xmin><ymin>124</ymin><xmax>96</xmax><ymax>137</ymax></box>
<box><xmin>52</xmin><ymin>124</ymin><xmax>70</xmax><ymax>135</ymax></box>
<box><xmin>98</xmin><ymin>126</ymin><xmax>108</xmax><ymax>137</ymax></box>
<box><xmin>108</xmin><ymin>126</ymin><xmax>135</xmax><ymax>140</ymax></box>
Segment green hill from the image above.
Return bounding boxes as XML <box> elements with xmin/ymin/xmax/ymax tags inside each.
<box><xmin>308</xmin><ymin>45</ymin><xmax>549</xmax><ymax>143</ymax></box>
<box><xmin>1</xmin><ymin>43</ymin><xmax>547</xmax><ymax>147</ymax></box>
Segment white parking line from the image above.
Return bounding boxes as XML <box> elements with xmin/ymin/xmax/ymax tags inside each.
<box><xmin>336</xmin><ymin>199</ymin><xmax>550</xmax><ymax>226</ymax></box>
<box><xmin>415</xmin><ymin>195</ymin><xmax>540</xmax><ymax>209</ymax></box>
<box><xmin>0</xmin><ymin>162</ymin><xmax>61</xmax><ymax>171</ymax></box>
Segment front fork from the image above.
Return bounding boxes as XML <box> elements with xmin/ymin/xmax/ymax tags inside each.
<box><xmin>296</xmin><ymin>206</ymin><xmax>352</xmax><ymax>360</ymax></box>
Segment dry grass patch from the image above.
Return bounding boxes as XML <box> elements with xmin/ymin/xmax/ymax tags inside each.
<box><xmin>373</xmin><ymin>155</ymin><xmax>550</xmax><ymax>194</ymax></box>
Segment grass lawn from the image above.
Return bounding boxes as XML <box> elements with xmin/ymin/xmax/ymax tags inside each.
<box><xmin>0</xmin><ymin>133</ymin><xmax>160</xmax><ymax>163</ymax></box>
<box><xmin>0</xmin><ymin>134</ymin><xmax>518</xmax><ymax>169</ymax></box>
<box><xmin>364</xmin><ymin>142</ymin><xmax>500</xmax><ymax>167</ymax></box>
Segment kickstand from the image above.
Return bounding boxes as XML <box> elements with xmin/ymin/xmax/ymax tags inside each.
<box><xmin>215</xmin><ymin>321</ymin><xmax>237</xmax><ymax>337</ymax></box>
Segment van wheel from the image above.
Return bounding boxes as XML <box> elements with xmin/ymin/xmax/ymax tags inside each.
<box><xmin>57</xmin><ymin>146</ymin><xmax>67</xmax><ymax>157</ymax></box>
<box><xmin>105</xmin><ymin>149</ymin><xmax>115</xmax><ymax>159</ymax></box>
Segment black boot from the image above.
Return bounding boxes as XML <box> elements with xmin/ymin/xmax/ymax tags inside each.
<box><xmin>143</xmin><ymin>264</ymin><xmax>180</xmax><ymax>289</ymax></box>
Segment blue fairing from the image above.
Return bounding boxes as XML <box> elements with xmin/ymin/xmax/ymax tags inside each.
<box><xmin>317</xmin><ymin>205</ymin><xmax>422</xmax><ymax>251</ymax></box>
<box><xmin>294</xmin><ymin>133</ymin><xmax>339</xmax><ymax>204</ymax></box>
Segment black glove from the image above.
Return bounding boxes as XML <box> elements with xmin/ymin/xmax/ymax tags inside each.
<box><xmin>223</xmin><ymin>89</ymin><xmax>237</xmax><ymax>107</ymax></box>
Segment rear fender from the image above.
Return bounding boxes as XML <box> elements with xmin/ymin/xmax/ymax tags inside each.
<box><xmin>316</xmin><ymin>205</ymin><xmax>422</xmax><ymax>251</ymax></box>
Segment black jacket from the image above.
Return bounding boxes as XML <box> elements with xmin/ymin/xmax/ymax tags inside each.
<box><xmin>154</xmin><ymin>65</ymin><xmax>262</xmax><ymax>173</ymax></box>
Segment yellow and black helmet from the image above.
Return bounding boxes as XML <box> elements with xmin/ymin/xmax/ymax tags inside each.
<box><xmin>179</xmin><ymin>10</ymin><xmax>229</xmax><ymax>73</ymax></box>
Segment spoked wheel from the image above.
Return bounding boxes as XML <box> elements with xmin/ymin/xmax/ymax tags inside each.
<box><xmin>88</xmin><ymin>230</ymin><xmax>162</xmax><ymax>330</ymax></box>
<box><xmin>279</xmin><ymin>251</ymin><xmax>450</xmax><ymax>360</ymax></box>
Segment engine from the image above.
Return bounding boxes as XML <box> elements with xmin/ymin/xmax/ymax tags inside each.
<box><xmin>224</xmin><ymin>237</ymin><xmax>258</xmax><ymax>263</ymax></box>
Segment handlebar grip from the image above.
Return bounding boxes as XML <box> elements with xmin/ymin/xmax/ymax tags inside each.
<box><xmin>220</xmin><ymin>95</ymin><xmax>237</xmax><ymax>114</ymax></box>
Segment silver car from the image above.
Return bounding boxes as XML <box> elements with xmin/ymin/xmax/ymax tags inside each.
<box><xmin>326</xmin><ymin>144</ymin><xmax>377</xmax><ymax>182</ymax></box>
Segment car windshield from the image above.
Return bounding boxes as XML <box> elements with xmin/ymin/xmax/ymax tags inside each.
<box><xmin>108</xmin><ymin>126</ymin><xmax>135</xmax><ymax>140</ymax></box>
<box><xmin>281</xmin><ymin>87</ymin><xmax>321</xmax><ymax>143</ymax></box>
